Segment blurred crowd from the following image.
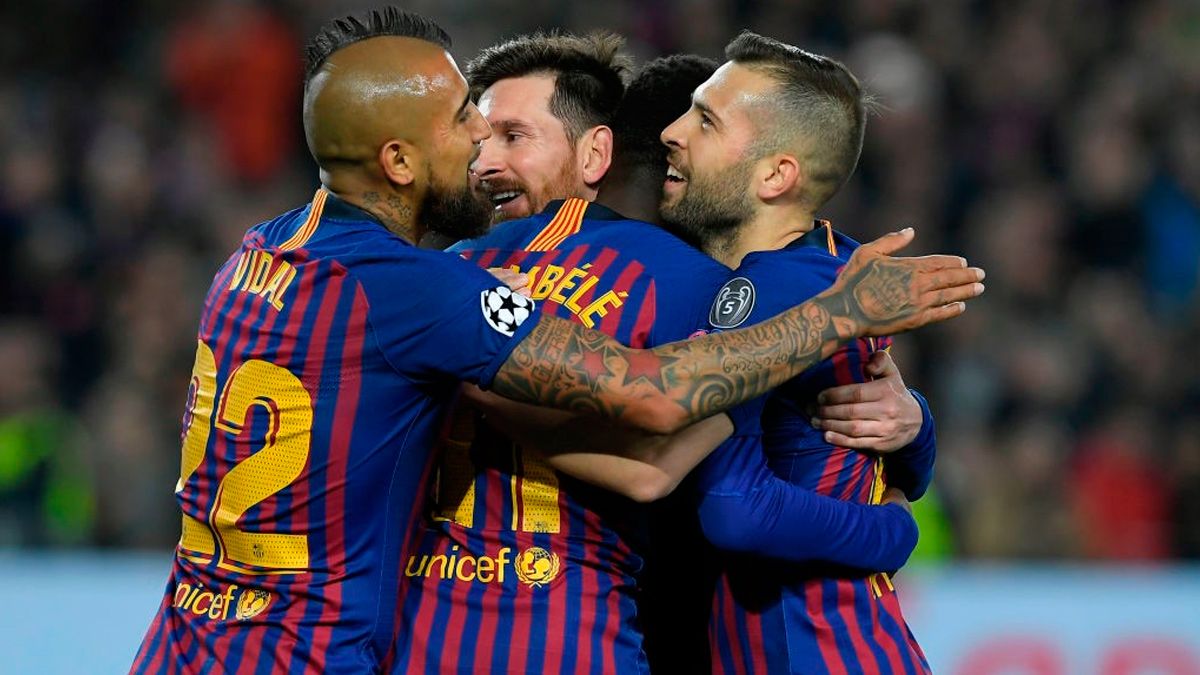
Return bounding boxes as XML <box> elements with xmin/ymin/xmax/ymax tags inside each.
<box><xmin>1</xmin><ymin>0</ymin><xmax>1196</xmax><ymax>560</ymax></box>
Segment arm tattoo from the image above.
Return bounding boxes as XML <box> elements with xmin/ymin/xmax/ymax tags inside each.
<box><xmin>492</xmin><ymin>255</ymin><xmax>930</xmax><ymax>430</ymax></box>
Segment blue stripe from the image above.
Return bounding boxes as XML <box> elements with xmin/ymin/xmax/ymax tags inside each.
<box><xmin>134</xmin><ymin>589</ymin><xmax>170</xmax><ymax>673</ymax></box>
<box><xmin>850</xmin><ymin>580</ymin><xmax>891</xmax><ymax>673</ymax></box>
<box><xmin>873</xmin><ymin>595</ymin><xmax>921</xmax><ymax>675</ymax></box>
<box><xmin>779</xmin><ymin>585</ymin><xmax>832</xmax><ymax>675</ymax></box>
<box><xmin>454</xmin><ymin>526</ymin><xmax>490</xmax><ymax>672</ymax></box>
<box><xmin>818</xmin><ymin>580</ymin><xmax>859</xmax><ymax>672</ymax></box>
<box><xmin>557</xmin><ymin>499</ymin><xmax>586</xmax><ymax>674</ymax></box>
<box><xmin>713</xmin><ymin>582</ymin><xmax>739</xmax><ymax>675</ymax></box>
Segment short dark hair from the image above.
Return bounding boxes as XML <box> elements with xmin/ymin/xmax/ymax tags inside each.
<box><xmin>466</xmin><ymin>32</ymin><xmax>632</xmax><ymax>142</ymax></box>
<box><xmin>611</xmin><ymin>54</ymin><xmax>719</xmax><ymax>179</ymax></box>
<box><xmin>304</xmin><ymin>7</ymin><xmax>451</xmax><ymax>83</ymax></box>
<box><xmin>725</xmin><ymin>31</ymin><xmax>867</xmax><ymax>208</ymax></box>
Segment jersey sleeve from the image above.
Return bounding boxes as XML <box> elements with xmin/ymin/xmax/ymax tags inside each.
<box><xmin>692</xmin><ymin>433</ymin><xmax>918</xmax><ymax>571</ymax></box>
<box><xmin>355</xmin><ymin>250</ymin><xmax>543</xmax><ymax>387</ymax></box>
<box><xmin>884</xmin><ymin>388</ymin><xmax>936</xmax><ymax>500</ymax></box>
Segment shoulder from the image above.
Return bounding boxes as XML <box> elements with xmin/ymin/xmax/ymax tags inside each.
<box><xmin>452</xmin><ymin>213</ymin><xmax>554</xmax><ymax>253</ymax></box>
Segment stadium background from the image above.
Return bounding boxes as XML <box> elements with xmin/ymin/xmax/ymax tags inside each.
<box><xmin>1</xmin><ymin>0</ymin><xmax>1197</xmax><ymax>672</ymax></box>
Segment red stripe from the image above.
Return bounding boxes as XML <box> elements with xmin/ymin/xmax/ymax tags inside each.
<box><xmin>719</xmin><ymin>575</ymin><xmax>749</xmax><ymax>675</ymax></box>
<box><xmin>383</xmin><ymin>394</ymin><xmax>448</xmax><ymax>671</ymax></box>
<box><xmin>601</xmin><ymin>563</ymin><xmax>622</xmax><ymax>674</ymax></box>
<box><xmin>232</xmin><ymin>258</ymin><xmax>316</xmax><ymax>673</ymax></box>
<box><xmin>805</xmin><ymin>579</ymin><xmax>849</xmax><ymax>675</ymax></box>
<box><xmin>308</xmin><ymin>284</ymin><xmax>367</xmax><ymax>670</ymax></box>
<box><xmin>744</xmin><ymin>607</ymin><xmax>769</xmax><ymax>674</ymax></box>
<box><xmin>438</xmin><ymin>538</ymin><xmax>477</xmax><ymax>671</ymax></box>
<box><xmin>222</xmin><ymin>287</ymin><xmax>284</xmax><ymax>675</ymax></box>
<box><xmin>567</xmin><ymin>247</ymin><xmax>618</xmax><ymax>316</ymax></box>
<box><xmin>833</xmin><ymin>580</ymin><xmax>881</xmax><ymax>674</ymax></box>
<box><xmin>474</xmin><ymin>249</ymin><xmax>501</xmax><ymax>269</ymax></box>
<box><xmin>278</xmin><ymin>267</ymin><xmax>345</xmax><ymax>673</ymax></box>
<box><xmin>400</xmin><ymin>536</ymin><xmax>449</xmax><ymax>673</ymax></box>
<box><xmin>506</xmin><ymin>530</ymin><xmax>535</xmax><ymax>674</ymax></box>
<box><xmin>839</xmin><ymin>456</ymin><xmax>868</xmax><ymax>502</ymax></box>
<box><xmin>472</xmin><ymin>573</ymin><xmax>501</xmax><ymax>671</ymax></box>
<box><xmin>194</xmin><ymin>276</ymin><xmax>258</xmax><ymax>671</ymax></box>
<box><xmin>870</xmin><ymin>588</ymin><xmax>908</xmax><ymax>675</ymax></box>
<box><xmin>599</xmin><ymin>260</ymin><xmax>644</xmax><ymax>337</ymax></box>
<box><xmin>200</xmin><ymin>252</ymin><xmax>244</xmax><ymax>337</ymax></box>
<box><xmin>223</xmin><ymin>255</ymin><xmax>319</xmax><ymax>673</ymax></box>
<box><xmin>709</xmin><ymin>580</ymin><xmax>727</xmax><ymax>675</ymax></box>
<box><xmin>815</xmin><ymin>448</ymin><xmax>849</xmax><ymax>497</ymax></box>
<box><xmin>628</xmin><ymin>278</ymin><xmax>656</xmax><ymax>348</ymax></box>
<box><xmin>135</xmin><ymin>593</ymin><xmax>172</xmax><ymax>673</ymax></box>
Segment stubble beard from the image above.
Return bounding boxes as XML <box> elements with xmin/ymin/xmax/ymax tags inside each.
<box><xmin>659</xmin><ymin>159</ymin><xmax>756</xmax><ymax>257</ymax></box>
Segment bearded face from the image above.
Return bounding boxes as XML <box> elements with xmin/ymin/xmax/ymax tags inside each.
<box><xmin>421</xmin><ymin>166</ymin><xmax>495</xmax><ymax>241</ymax></box>
<box><xmin>659</xmin><ymin>152</ymin><xmax>756</xmax><ymax>252</ymax></box>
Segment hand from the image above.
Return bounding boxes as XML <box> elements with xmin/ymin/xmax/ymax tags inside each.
<box><xmin>882</xmin><ymin>487</ymin><xmax>912</xmax><ymax>516</ymax></box>
<box><xmin>811</xmin><ymin>351</ymin><xmax>920</xmax><ymax>452</ymax></box>
<box><xmin>825</xmin><ymin>228</ymin><xmax>985</xmax><ymax>337</ymax></box>
<box><xmin>487</xmin><ymin>267</ymin><xmax>532</xmax><ymax>297</ymax></box>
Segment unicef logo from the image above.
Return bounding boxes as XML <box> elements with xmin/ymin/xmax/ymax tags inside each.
<box><xmin>709</xmin><ymin>277</ymin><xmax>755</xmax><ymax>329</ymax></box>
<box><xmin>514</xmin><ymin>547</ymin><xmax>561</xmax><ymax>588</ymax></box>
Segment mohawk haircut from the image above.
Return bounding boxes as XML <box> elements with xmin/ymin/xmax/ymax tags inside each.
<box><xmin>611</xmin><ymin>54</ymin><xmax>719</xmax><ymax>180</ymax></box>
<box><xmin>466</xmin><ymin>32</ymin><xmax>632</xmax><ymax>142</ymax></box>
<box><xmin>304</xmin><ymin>7</ymin><xmax>451</xmax><ymax>84</ymax></box>
<box><xmin>725</xmin><ymin>30</ymin><xmax>868</xmax><ymax>209</ymax></box>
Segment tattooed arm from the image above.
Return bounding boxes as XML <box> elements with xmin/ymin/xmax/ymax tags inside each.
<box><xmin>490</xmin><ymin>229</ymin><xmax>984</xmax><ymax>434</ymax></box>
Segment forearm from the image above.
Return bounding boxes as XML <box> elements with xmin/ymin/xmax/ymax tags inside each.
<box><xmin>492</xmin><ymin>292</ymin><xmax>853</xmax><ymax>434</ymax></box>
<box><xmin>697</xmin><ymin>485</ymin><xmax>918</xmax><ymax>571</ymax></box>
<box><xmin>885</xmin><ymin>388</ymin><xmax>936</xmax><ymax>500</ymax></box>
<box><xmin>466</xmin><ymin>385</ymin><xmax>732</xmax><ymax>501</ymax></box>
<box><xmin>491</xmin><ymin>240</ymin><xmax>981</xmax><ymax>434</ymax></box>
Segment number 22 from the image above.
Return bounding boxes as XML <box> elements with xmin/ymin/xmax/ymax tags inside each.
<box><xmin>177</xmin><ymin>340</ymin><xmax>313</xmax><ymax>574</ymax></box>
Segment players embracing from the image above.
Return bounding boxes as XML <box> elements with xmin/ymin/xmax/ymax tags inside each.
<box><xmin>129</xmin><ymin>6</ymin><xmax>984</xmax><ymax>675</ymax></box>
<box><xmin>395</xmin><ymin>25</ymin><xmax>949</xmax><ymax>675</ymax></box>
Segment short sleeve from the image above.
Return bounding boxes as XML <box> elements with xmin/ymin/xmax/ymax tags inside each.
<box><xmin>354</xmin><ymin>249</ymin><xmax>543</xmax><ymax>387</ymax></box>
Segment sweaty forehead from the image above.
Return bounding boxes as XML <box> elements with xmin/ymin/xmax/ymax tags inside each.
<box><xmin>697</xmin><ymin>62</ymin><xmax>779</xmax><ymax>113</ymax></box>
<box><xmin>477</xmin><ymin>74</ymin><xmax>557</xmax><ymax>122</ymax></box>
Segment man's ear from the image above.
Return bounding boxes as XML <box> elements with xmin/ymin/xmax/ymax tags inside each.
<box><xmin>757</xmin><ymin>153</ymin><xmax>803</xmax><ymax>202</ymax></box>
<box><xmin>578</xmin><ymin>125</ymin><xmax>614</xmax><ymax>187</ymax></box>
<box><xmin>379</xmin><ymin>139</ymin><xmax>420</xmax><ymax>186</ymax></box>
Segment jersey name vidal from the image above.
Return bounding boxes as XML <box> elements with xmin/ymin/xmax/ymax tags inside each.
<box><xmin>706</xmin><ymin>223</ymin><xmax>929</xmax><ymax>675</ymax></box>
<box><xmin>393</xmin><ymin>199</ymin><xmax>727</xmax><ymax>674</ymax></box>
<box><xmin>131</xmin><ymin>189</ymin><xmax>541</xmax><ymax>674</ymax></box>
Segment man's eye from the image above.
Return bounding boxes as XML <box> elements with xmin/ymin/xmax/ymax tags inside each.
<box><xmin>700</xmin><ymin>113</ymin><xmax>713</xmax><ymax>129</ymax></box>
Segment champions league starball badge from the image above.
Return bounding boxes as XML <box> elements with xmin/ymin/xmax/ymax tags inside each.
<box><xmin>482</xmin><ymin>286</ymin><xmax>535</xmax><ymax>337</ymax></box>
<box><xmin>709</xmin><ymin>277</ymin><xmax>756</xmax><ymax>329</ymax></box>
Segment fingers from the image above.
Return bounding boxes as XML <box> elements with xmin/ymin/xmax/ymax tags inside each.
<box><xmin>920</xmin><ymin>282</ymin><xmax>985</xmax><ymax>308</ymax></box>
<box><xmin>907</xmin><ymin>302</ymin><xmax>967</xmax><ymax>330</ymax></box>
<box><xmin>864</xmin><ymin>350</ymin><xmax>898</xmax><ymax>378</ymax></box>
<box><xmin>908</xmin><ymin>254</ymin><xmax>968</xmax><ymax>272</ymax></box>
<box><xmin>861</xmin><ymin>227</ymin><xmax>915</xmax><ymax>257</ymax></box>
<box><xmin>882</xmin><ymin>487</ymin><xmax>912</xmax><ymax>514</ymax></box>
<box><xmin>821</xmin><ymin>430</ymin><xmax>890</xmax><ymax>449</ymax></box>
<box><xmin>817</xmin><ymin>381</ymin><xmax>883</xmax><ymax>405</ymax></box>
<box><xmin>813</xmin><ymin>418</ymin><xmax>888</xmax><ymax>438</ymax></box>
<box><xmin>920</xmin><ymin>266</ymin><xmax>985</xmax><ymax>292</ymax></box>
<box><xmin>488</xmin><ymin>267</ymin><xmax>529</xmax><ymax>287</ymax></box>
<box><xmin>813</xmin><ymin>402</ymin><xmax>870</xmax><ymax>420</ymax></box>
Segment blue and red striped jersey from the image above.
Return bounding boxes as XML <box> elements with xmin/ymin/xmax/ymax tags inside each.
<box><xmin>700</xmin><ymin>223</ymin><xmax>931</xmax><ymax>675</ymax></box>
<box><xmin>131</xmin><ymin>188</ymin><xmax>544</xmax><ymax>674</ymax></box>
<box><xmin>392</xmin><ymin>199</ymin><xmax>729</xmax><ymax>674</ymax></box>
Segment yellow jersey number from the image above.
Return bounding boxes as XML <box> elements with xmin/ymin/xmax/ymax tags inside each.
<box><xmin>176</xmin><ymin>340</ymin><xmax>313</xmax><ymax>575</ymax></box>
<box><xmin>434</xmin><ymin>407</ymin><xmax>561</xmax><ymax>534</ymax></box>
